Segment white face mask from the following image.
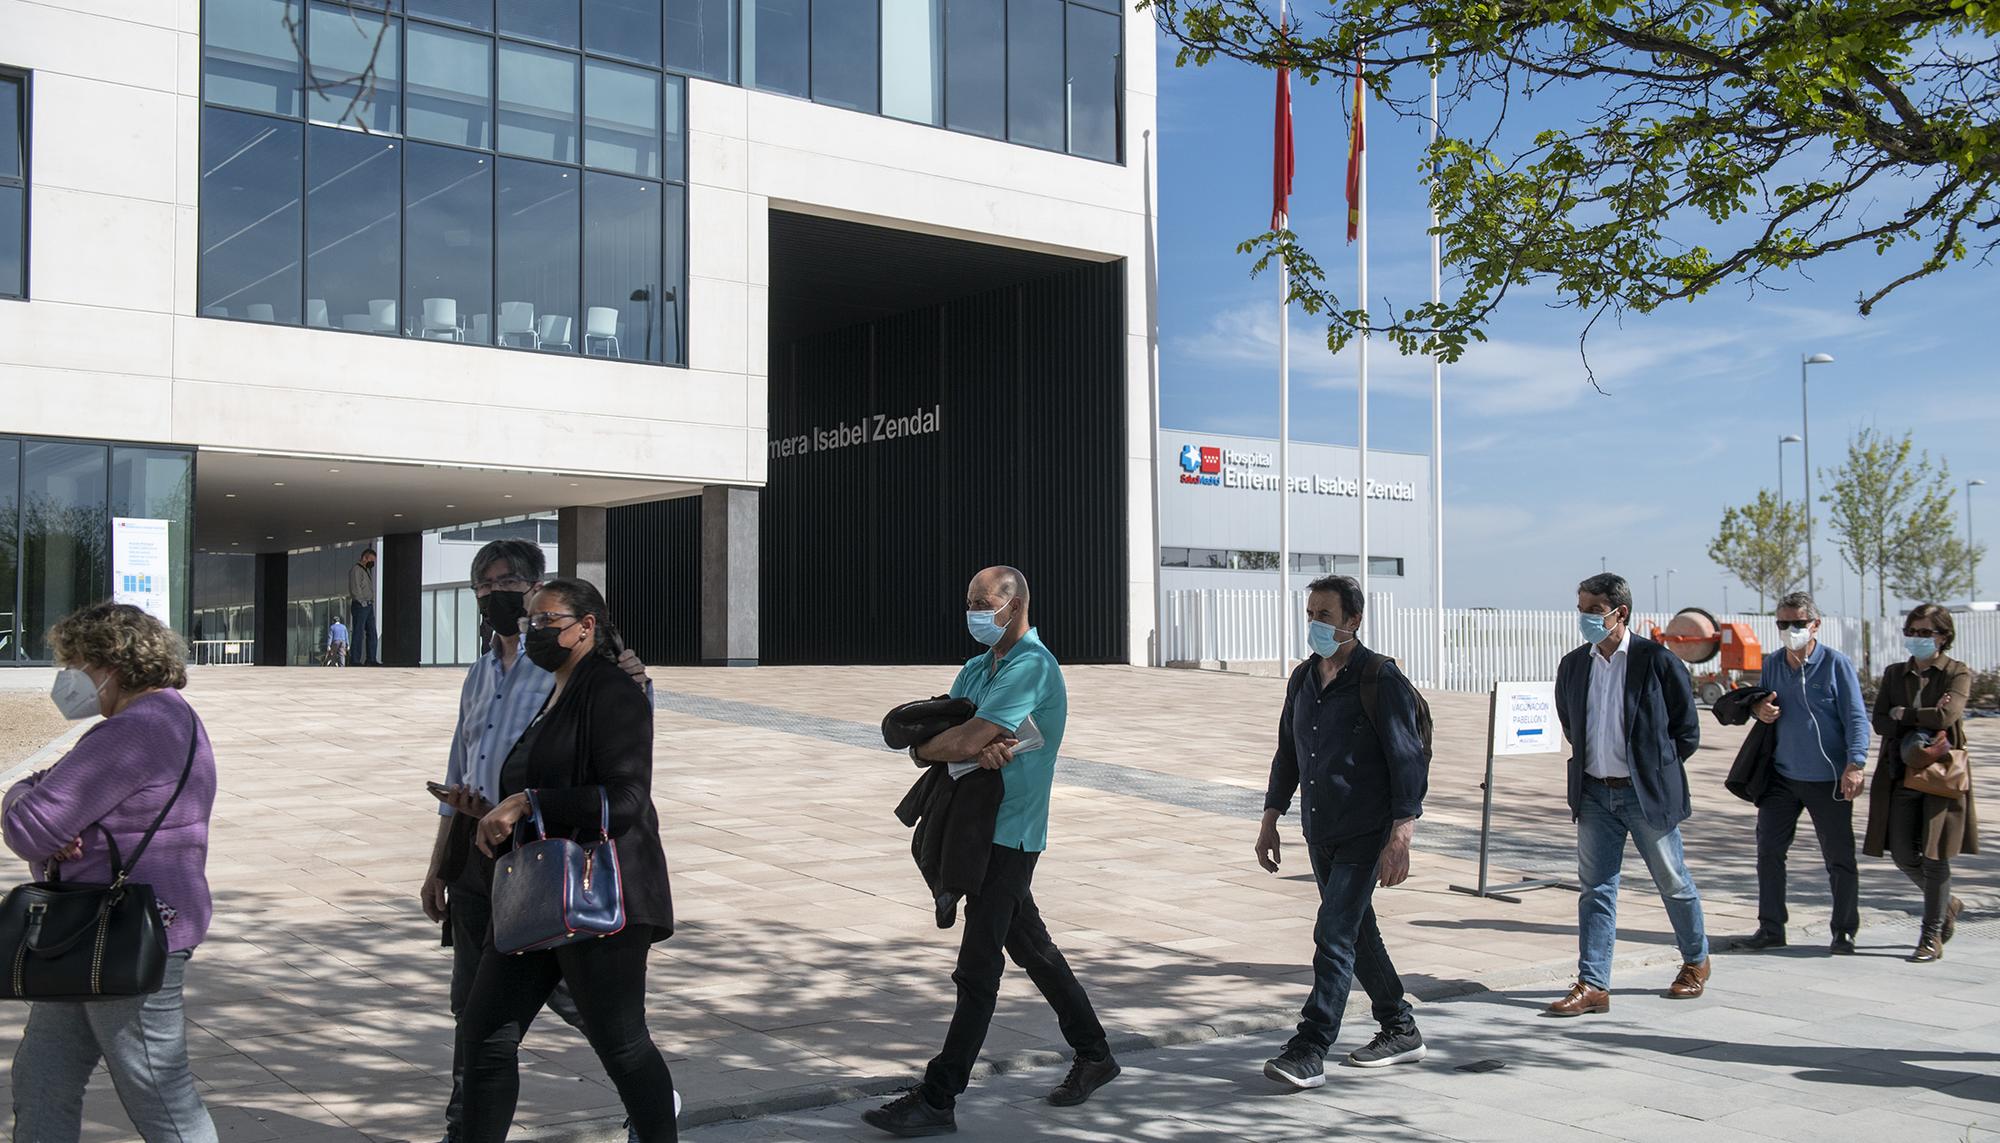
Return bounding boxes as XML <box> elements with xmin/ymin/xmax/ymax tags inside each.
<box><xmin>50</xmin><ymin>668</ymin><xmax>107</xmax><ymax>721</ymax></box>
<box><xmin>1781</xmin><ymin>625</ymin><xmax>1815</xmax><ymax>652</ymax></box>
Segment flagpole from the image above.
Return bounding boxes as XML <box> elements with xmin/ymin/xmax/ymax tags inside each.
<box><xmin>1429</xmin><ymin>67</ymin><xmax>1445</xmax><ymax>689</ymax></box>
<box><xmin>1279</xmin><ymin>220</ymin><xmax>1292</xmax><ymax>666</ymax></box>
<box><xmin>1356</xmin><ymin>54</ymin><xmax>1371</xmax><ymax>607</ymax></box>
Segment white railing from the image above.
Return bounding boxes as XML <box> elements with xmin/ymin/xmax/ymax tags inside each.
<box><xmin>1162</xmin><ymin>590</ymin><xmax>2000</xmax><ymax>692</ymax></box>
<box><xmin>188</xmin><ymin>640</ymin><xmax>255</xmax><ymax>666</ymax></box>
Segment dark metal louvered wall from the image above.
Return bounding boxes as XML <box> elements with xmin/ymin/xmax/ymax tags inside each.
<box><xmin>761</xmin><ymin>258</ymin><xmax>1128</xmax><ymax>664</ymax></box>
<box><xmin>605</xmin><ymin>495</ymin><xmax>702</xmax><ymax>666</ymax></box>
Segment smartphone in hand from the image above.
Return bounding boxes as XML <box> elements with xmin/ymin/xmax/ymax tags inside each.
<box><xmin>426</xmin><ymin>781</ymin><xmax>453</xmax><ymax>800</ymax></box>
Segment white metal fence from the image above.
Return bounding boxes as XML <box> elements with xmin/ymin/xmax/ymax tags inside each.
<box><xmin>1163</xmin><ymin>589</ymin><xmax>2000</xmax><ymax>693</ymax></box>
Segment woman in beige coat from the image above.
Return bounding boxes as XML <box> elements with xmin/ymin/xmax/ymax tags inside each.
<box><xmin>1864</xmin><ymin>603</ymin><xmax>1978</xmax><ymax>962</ymax></box>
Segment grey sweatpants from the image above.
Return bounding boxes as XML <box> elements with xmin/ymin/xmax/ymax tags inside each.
<box><xmin>11</xmin><ymin>950</ymin><xmax>218</xmax><ymax>1143</ymax></box>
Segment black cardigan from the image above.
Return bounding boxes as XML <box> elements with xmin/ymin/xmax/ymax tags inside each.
<box><xmin>517</xmin><ymin>651</ymin><xmax>674</xmax><ymax>941</ymax></box>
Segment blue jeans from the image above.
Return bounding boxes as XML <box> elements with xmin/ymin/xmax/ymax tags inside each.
<box><xmin>1576</xmin><ymin>779</ymin><xmax>1707</xmax><ymax>989</ymax></box>
<box><xmin>1290</xmin><ymin>832</ymin><xmax>1415</xmax><ymax>1054</ymax></box>
<box><xmin>350</xmin><ymin>601</ymin><xmax>378</xmax><ymax>664</ymax></box>
<box><xmin>11</xmin><ymin>950</ymin><xmax>217</xmax><ymax>1143</ymax></box>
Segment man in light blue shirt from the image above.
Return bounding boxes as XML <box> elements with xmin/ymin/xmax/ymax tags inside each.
<box><xmin>416</xmin><ymin>539</ymin><xmax>653</xmax><ymax>1143</ymax></box>
<box><xmin>1747</xmin><ymin>591</ymin><xmax>1871</xmax><ymax>952</ymax></box>
<box><xmin>864</xmin><ymin>566</ymin><xmax>1116</xmax><ymax>1139</ymax></box>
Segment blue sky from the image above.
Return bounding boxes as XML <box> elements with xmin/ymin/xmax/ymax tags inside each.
<box><xmin>1151</xmin><ymin>29</ymin><xmax>2000</xmax><ymax>614</ymax></box>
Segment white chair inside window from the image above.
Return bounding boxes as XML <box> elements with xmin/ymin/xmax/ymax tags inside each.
<box><xmin>342</xmin><ymin>313</ymin><xmax>374</xmax><ymax>331</ymax></box>
<box><xmin>202</xmin><ymin>305</ymin><xmax>230</xmax><ymax>318</ymax></box>
<box><xmin>368</xmin><ymin>298</ymin><xmax>399</xmax><ymax>335</ymax></box>
<box><xmin>421</xmin><ymin>298</ymin><xmax>462</xmax><ymax>341</ymax></box>
<box><xmin>583</xmin><ymin>307</ymin><xmax>620</xmax><ymax>357</ymax></box>
<box><xmin>306</xmin><ymin>298</ymin><xmax>330</xmax><ymax>327</ymax></box>
<box><xmin>537</xmin><ymin>314</ymin><xmax>574</xmax><ymax>352</ymax></box>
<box><xmin>245</xmin><ymin>303</ymin><xmax>276</xmax><ymax>323</ymax></box>
<box><xmin>498</xmin><ymin>302</ymin><xmax>538</xmax><ymax>348</ymax></box>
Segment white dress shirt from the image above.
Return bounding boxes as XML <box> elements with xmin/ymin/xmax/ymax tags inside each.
<box><xmin>1585</xmin><ymin>628</ymin><xmax>1633</xmax><ymax>779</ymax></box>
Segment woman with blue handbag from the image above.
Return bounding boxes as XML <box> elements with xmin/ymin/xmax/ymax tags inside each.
<box><xmin>461</xmin><ymin>577</ymin><xmax>678</xmax><ymax>1141</ymax></box>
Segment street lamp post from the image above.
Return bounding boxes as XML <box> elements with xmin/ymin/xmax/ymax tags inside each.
<box><xmin>1779</xmin><ymin>434</ymin><xmax>1802</xmax><ymax>510</ymax></box>
<box><xmin>1972</xmin><ymin>479</ymin><xmax>1989</xmax><ymax>599</ymax></box>
<box><xmin>1801</xmin><ymin>353</ymin><xmax>1834</xmax><ymax>594</ymax></box>
<box><xmin>1666</xmin><ymin>568</ymin><xmax>1677</xmax><ymax>612</ymax></box>
<box><xmin>1652</xmin><ymin>574</ymin><xmax>1660</xmax><ymax>611</ymax></box>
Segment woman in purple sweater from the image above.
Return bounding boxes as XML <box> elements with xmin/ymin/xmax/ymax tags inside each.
<box><xmin>4</xmin><ymin>602</ymin><xmax>218</xmax><ymax>1143</ymax></box>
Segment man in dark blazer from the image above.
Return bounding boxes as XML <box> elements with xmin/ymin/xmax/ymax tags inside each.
<box><xmin>1547</xmin><ymin>573</ymin><xmax>1711</xmax><ymax>1016</ymax></box>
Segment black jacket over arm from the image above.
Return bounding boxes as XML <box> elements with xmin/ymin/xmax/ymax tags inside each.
<box><xmin>1554</xmin><ymin>634</ymin><xmax>1701</xmax><ymax>831</ymax></box>
<box><xmin>520</xmin><ymin>651</ymin><xmax>674</xmax><ymax>940</ymax></box>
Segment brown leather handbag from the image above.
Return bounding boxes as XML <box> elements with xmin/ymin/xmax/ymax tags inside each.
<box><xmin>1902</xmin><ymin>733</ymin><xmax>1971</xmax><ymax>798</ymax></box>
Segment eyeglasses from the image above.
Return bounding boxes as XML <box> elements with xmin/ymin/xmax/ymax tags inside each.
<box><xmin>1904</xmin><ymin>627</ymin><xmax>1940</xmax><ymax>637</ymax></box>
<box><xmin>1775</xmin><ymin>619</ymin><xmax>1815</xmax><ymax>631</ymax></box>
<box><xmin>472</xmin><ymin>574</ymin><xmax>534</xmax><ymax>594</ymax></box>
<box><xmin>518</xmin><ymin>611</ymin><xmax>580</xmax><ymax>631</ymax></box>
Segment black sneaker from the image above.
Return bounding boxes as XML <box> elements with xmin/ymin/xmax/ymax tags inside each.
<box><xmin>1047</xmin><ymin>1052</ymin><xmax>1121</xmax><ymax>1106</ymax></box>
<box><xmin>862</xmin><ymin>1090</ymin><xmax>957</xmax><ymax>1137</ymax></box>
<box><xmin>1830</xmin><ymin>934</ymin><xmax>1856</xmax><ymax>955</ymax></box>
<box><xmin>1741</xmin><ymin>927</ymin><xmax>1787</xmax><ymax>950</ymax></box>
<box><xmin>1348</xmin><ymin>1026</ymin><xmax>1426</xmax><ymax>1068</ymax></box>
<box><xmin>1263</xmin><ymin>1044</ymin><xmax>1326</xmax><ymax>1089</ymax></box>
<box><xmin>935</xmin><ymin>892</ymin><xmax>960</xmax><ymax>929</ymax></box>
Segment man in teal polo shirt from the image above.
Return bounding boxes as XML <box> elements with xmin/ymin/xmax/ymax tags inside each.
<box><xmin>864</xmin><ymin>566</ymin><xmax>1119</xmax><ymax>1138</ymax></box>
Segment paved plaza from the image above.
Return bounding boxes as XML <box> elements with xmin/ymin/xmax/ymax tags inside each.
<box><xmin>0</xmin><ymin>663</ymin><xmax>1994</xmax><ymax>1141</ymax></box>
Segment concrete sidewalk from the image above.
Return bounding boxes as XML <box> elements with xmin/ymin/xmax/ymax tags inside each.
<box><xmin>0</xmin><ymin>664</ymin><xmax>1990</xmax><ymax>1141</ymax></box>
<box><xmin>697</xmin><ymin>920</ymin><xmax>2000</xmax><ymax>1142</ymax></box>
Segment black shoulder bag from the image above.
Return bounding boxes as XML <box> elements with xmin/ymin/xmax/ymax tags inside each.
<box><xmin>0</xmin><ymin>709</ymin><xmax>201</xmax><ymax>1001</ymax></box>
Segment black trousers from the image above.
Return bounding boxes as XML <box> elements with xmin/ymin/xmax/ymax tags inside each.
<box><xmin>1887</xmin><ymin>785</ymin><xmax>1953</xmax><ymax>929</ymax></box>
<box><xmin>458</xmin><ymin>926</ymin><xmax>677</xmax><ymax>1142</ymax></box>
<box><xmin>919</xmin><ymin>845</ymin><xmax>1108</xmax><ymax>1107</ymax></box>
<box><xmin>444</xmin><ymin>874</ymin><xmax>586</xmax><ymax>1141</ymax></box>
<box><xmin>1755</xmin><ymin>776</ymin><xmax>1860</xmax><ymax>938</ymax></box>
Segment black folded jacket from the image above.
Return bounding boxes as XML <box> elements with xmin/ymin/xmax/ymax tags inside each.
<box><xmin>882</xmin><ymin>695</ymin><xmax>980</xmax><ymax>749</ymax></box>
<box><xmin>884</xmin><ymin>694</ymin><xmax>997</xmax><ymax>897</ymax></box>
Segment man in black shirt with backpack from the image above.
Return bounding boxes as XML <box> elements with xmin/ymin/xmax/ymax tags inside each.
<box><xmin>1256</xmin><ymin>574</ymin><xmax>1432</xmax><ymax>1088</ymax></box>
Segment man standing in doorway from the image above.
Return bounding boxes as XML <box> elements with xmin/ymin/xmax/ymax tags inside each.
<box><xmin>349</xmin><ymin>547</ymin><xmax>381</xmax><ymax>666</ymax></box>
<box><xmin>1257</xmin><ymin>574</ymin><xmax>1430</xmax><ymax>1089</ymax></box>
<box><xmin>1548</xmin><ymin>572</ymin><xmax>1711</xmax><ymax>1015</ymax></box>
<box><xmin>1744</xmin><ymin>591</ymin><xmax>1869</xmax><ymax>953</ymax></box>
<box><xmin>863</xmin><ymin>566</ymin><xmax>1118</xmax><ymax>1138</ymax></box>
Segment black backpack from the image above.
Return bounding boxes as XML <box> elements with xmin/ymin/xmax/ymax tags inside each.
<box><xmin>1359</xmin><ymin>655</ymin><xmax>1433</xmax><ymax>766</ymax></box>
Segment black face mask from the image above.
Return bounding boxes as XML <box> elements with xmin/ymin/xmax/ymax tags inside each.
<box><xmin>522</xmin><ymin>626</ymin><xmax>575</xmax><ymax>672</ymax></box>
<box><xmin>478</xmin><ymin>590</ymin><xmax>528</xmax><ymax>635</ymax></box>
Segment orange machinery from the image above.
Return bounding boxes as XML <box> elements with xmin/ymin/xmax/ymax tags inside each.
<box><xmin>1648</xmin><ymin>607</ymin><xmax>1764</xmax><ymax>705</ymax></box>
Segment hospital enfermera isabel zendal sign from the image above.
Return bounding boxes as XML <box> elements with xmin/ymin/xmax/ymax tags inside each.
<box><xmin>1177</xmin><ymin>443</ymin><xmax>1416</xmax><ymax>502</ymax></box>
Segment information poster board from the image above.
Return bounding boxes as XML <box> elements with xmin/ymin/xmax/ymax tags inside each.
<box><xmin>1492</xmin><ymin>681</ymin><xmax>1562</xmax><ymax>756</ymax></box>
<box><xmin>112</xmin><ymin>517</ymin><xmax>174</xmax><ymax>625</ymax></box>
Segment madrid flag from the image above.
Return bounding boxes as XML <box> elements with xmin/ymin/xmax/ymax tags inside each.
<box><xmin>1271</xmin><ymin>21</ymin><xmax>1293</xmax><ymax>231</ymax></box>
<box><xmin>1345</xmin><ymin>52</ymin><xmax>1365</xmax><ymax>242</ymax></box>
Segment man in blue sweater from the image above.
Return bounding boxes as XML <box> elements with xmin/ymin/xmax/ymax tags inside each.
<box><xmin>1745</xmin><ymin>591</ymin><xmax>1872</xmax><ymax>953</ymax></box>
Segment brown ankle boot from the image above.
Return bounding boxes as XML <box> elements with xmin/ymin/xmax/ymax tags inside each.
<box><xmin>1912</xmin><ymin>927</ymin><xmax>1944</xmax><ymax>963</ymax></box>
<box><xmin>1942</xmin><ymin>897</ymin><xmax>1964</xmax><ymax>944</ymax></box>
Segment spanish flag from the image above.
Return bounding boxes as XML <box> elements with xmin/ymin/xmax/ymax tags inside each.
<box><xmin>1345</xmin><ymin>51</ymin><xmax>1365</xmax><ymax>243</ymax></box>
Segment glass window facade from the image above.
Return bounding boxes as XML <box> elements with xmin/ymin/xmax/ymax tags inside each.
<box><xmin>944</xmin><ymin>0</ymin><xmax>1004</xmax><ymax>139</ymax></box>
<box><xmin>743</xmin><ymin>0</ymin><xmax>809</xmax><ymax>98</ymax></box>
<box><xmin>0</xmin><ymin>438</ymin><xmax>195</xmax><ymax>663</ymax></box>
<box><xmin>880</xmin><ymin>0</ymin><xmax>941</xmax><ymax>125</ymax></box>
<box><xmin>665</xmin><ymin>0</ymin><xmax>735</xmax><ymax>82</ymax></box>
<box><xmin>309</xmin><ymin>1</ymin><xmax>401</xmax><ymax>132</ymax></box>
<box><xmin>0</xmin><ymin>71</ymin><xmax>24</xmax><ymax>300</ymax></box>
<box><xmin>811</xmin><ymin>0</ymin><xmax>878</xmax><ymax>113</ymax></box>
<box><xmin>200</xmin><ymin>4</ymin><xmax>690</xmax><ymax>365</ymax></box>
<box><xmin>1065</xmin><ymin>4</ymin><xmax>1120</xmax><ymax>161</ymax></box>
<box><xmin>1006</xmin><ymin>0</ymin><xmax>1063</xmax><ymax>151</ymax></box>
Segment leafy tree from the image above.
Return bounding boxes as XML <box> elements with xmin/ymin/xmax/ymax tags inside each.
<box><xmin>1820</xmin><ymin>427</ymin><xmax>1954</xmax><ymax>616</ymax></box>
<box><xmin>1708</xmin><ymin>490</ymin><xmax>1808</xmax><ymax>612</ymax></box>
<box><xmin>1142</xmin><ymin>0</ymin><xmax>2000</xmax><ymax>368</ymax></box>
<box><xmin>1888</xmin><ymin>526</ymin><xmax>1985</xmax><ymax>603</ymax></box>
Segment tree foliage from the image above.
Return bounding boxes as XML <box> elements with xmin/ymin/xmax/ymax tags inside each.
<box><xmin>1141</xmin><ymin>0</ymin><xmax>2000</xmax><ymax>368</ymax></box>
<box><xmin>1820</xmin><ymin>426</ymin><xmax>1958</xmax><ymax>615</ymax></box>
<box><xmin>1709</xmin><ymin>489</ymin><xmax>1809</xmax><ymax>611</ymax></box>
<box><xmin>1888</xmin><ymin>530</ymin><xmax>1985</xmax><ymax>602</ymax></box>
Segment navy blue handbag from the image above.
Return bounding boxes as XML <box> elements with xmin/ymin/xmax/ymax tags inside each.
<box><xmin>491</xmin><ymin>789</ymin><xmax>626</xmax><ymax>954</ymax></box>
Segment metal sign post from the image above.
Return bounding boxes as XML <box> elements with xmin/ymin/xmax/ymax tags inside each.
<box><xmin>1450</xmin><ymin>681</ymin><xmax>1569</xmax><ymax>903</ymax></box>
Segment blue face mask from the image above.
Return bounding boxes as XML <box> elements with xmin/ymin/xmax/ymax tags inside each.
<box><xmin>1578</xmin><ymin>609</ymin><xmax>1620</xmax><ymax>645</ymax></box>
<box><xmin>1906</xmin><ymin>636</ymin><xmax>1938</xmax><ymax>660</ymax></box>
<box><xmin>966</xmin><ymin>602</ymin><xmax>1010</xmax><ymax>646</ymax></box>
<box><xmin>1306</xmin><ymin>620</ymin><xmax>1353</xmax><ymax>658</ymax></box>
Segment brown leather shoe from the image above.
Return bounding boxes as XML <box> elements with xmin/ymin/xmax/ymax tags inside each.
<box><xmin>1943</xmin><ymin>897</ymin><xmax>1964</xmax><ymax>944</ymax></box>
<box><xmin>1546</xmin><ymin>981</ymin><xmax>1610</xmax><ymax>1017</ymax></box>
<box><xmin>1667</xmin><ymin>958</ymin><xmax>1711</xmax><ymax>1000</ymax></box>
